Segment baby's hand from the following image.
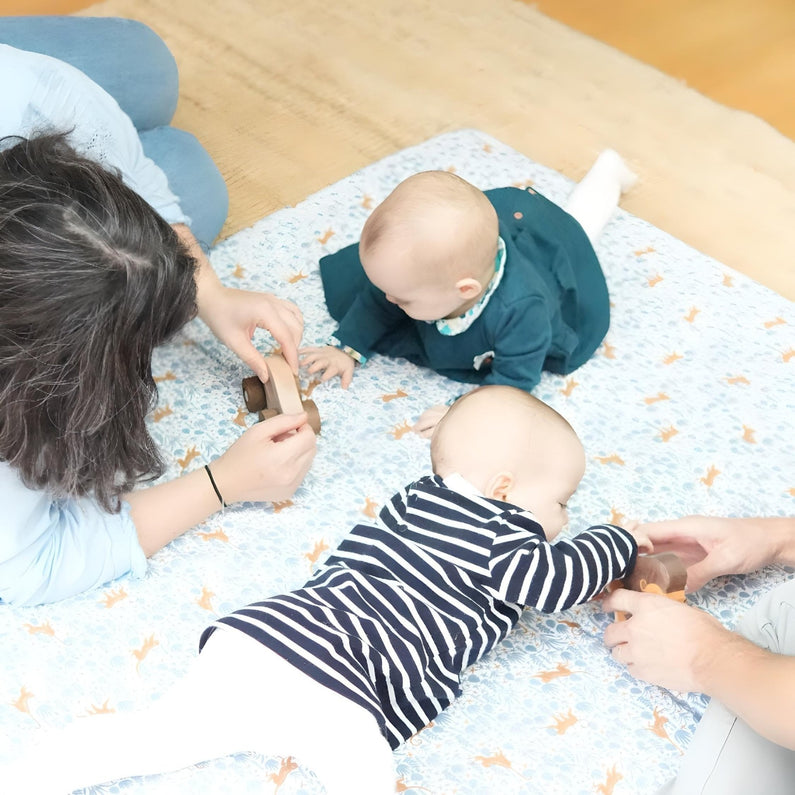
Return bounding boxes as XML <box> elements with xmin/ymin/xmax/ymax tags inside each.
<box><xmin>626</xmin><ymin>522</ymin><xmax>653</xmax><ymax>554</ymax></box>
<box><xmin>300</xmin><ymin>345</ymin><xmax>357</xmax><ymax>389</ymax></box>
<box><xmin>413</xmin><ymin>404</ymin><xmax>450</xmax><ymax>438</ymax></box>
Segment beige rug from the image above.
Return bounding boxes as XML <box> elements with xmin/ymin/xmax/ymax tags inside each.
<box><xmin>78</xmin><ymin>0</ymin><xmax>795</xmax><ymax>299</ymax></box>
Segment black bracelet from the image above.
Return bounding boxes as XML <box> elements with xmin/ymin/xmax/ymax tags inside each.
<box><xmin>204</xmin><ymin>464</ymin><xmax>226</xmax><ymax>508</ymax></box>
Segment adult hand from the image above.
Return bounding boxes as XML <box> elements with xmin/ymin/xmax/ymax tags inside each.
<box><xmin>173</xmin><ymin>223</ymin><xmax>303</xmax><ymax>380</ymax></box>
<box><xmin>639</xmin><ymin>516</ymin><xmax>793</xmax><ymax>592</ymax></box>
<box><xmin>602</xmin><ymin>589</ymin><xmax>731</xmax><ymax>693</ymax></box>
<box><xmin>300</xmin><ymin>345</ymin><xmax>356</xmax><ymax>389</ymax></box>
<box><xmin>211</xmin><ymin>413</ymin><xmax>316</xmax><ymax>504</ymax></box>
<box><xmin>412</xmin><ymin>404</ymin><xmax>450</xmax><ymax>438</ymax></box>
<box><xmin>200</xmin><ymin>286</ymin><xmax>304</xmax><ymax>382</ymax></box>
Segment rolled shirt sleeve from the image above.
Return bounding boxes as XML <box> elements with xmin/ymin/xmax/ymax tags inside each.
<box><xmin>0</xmin><ymin>463</ymin><xmax>147</xmax><ymax>607</ymax></box>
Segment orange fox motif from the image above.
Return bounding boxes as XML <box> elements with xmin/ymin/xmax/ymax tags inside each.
<box><xmin>273</xmin><ymin>499</ymin><xmax>294</xmax><ymax>513</ymax></box>
<box><xmin>648</xmin><ymin>707</ymin><xmax>672</xmax><ymax>741</ymax></box>
<box><xmin>362</xmin><ymin>497</ymin><xmax>379</xmax><ymax>518</ymax></box>
<box><xmin>23</xmin><ymin>622</ymin><xmax>55</xmax><ymax>637</ymax></box>
<box><xmin>742</xmin><ymin>425</ymin><xmax>757</xmax><ymax>444</ymax></box>
<box><xmin>700</xmin><ymin>465</ymin><xmax>720</xmax><ymax>487</ymax></box>
<box><xmin>547</xmin><ymin>709</ymin><xmax>578</xmax><ymax>735</ymax></box>
<box><xmin>483</xmin><ymin>143</ymin><xmax>493</xmax><ymax>153</ymax></box>
<box><xmin>595</xmin><ymin>764</ymin><xmax>623</xmax><ymax>794</ymax></box>
<box><xmin>177</xmin><ymin>446</ymin><xmax>200</xmax><ymax>469</ymax></box>
<box><xmin>12</xmin><ymin>687</ymin><xmax>39</xmax><ymax>725</ymax></box>
<box><xmin>722</xmin><ymin>273</ymin><xmax>734</xmax><ymax>287</ymax></box>
<box><xmin>647</xmin><ymin>273</ymin><xmax>663</xmax><ymax>287</ymax></box>
<box><xmin>231</xmin><ymin>264</ymin><xmax>245</xmax><ymax>279</ymax></box>
<box><xmin>783</xmin><ymin>348</ymin><xmax>795</xmax><ymax>363</ymax></box>
<box><xmin>390</xmin><ymin>421</ymin><xmax>413</xmax><ymax>439</ymax></box>
<box><xmin>474</xmin><ymin>751</ymin><xmax>527</xmax><ymax>779</ymax></box>
<box><xmin>153</xmin><ymin>405</ymin><xmax>172</xmax><ymax>422</ymax></box>
<box><xmin>301</xmin><ymin>379</ymin><xmax>321</xmax><ymax>398</ymax></box>
<box><xmin>382</xmin><ymin>388</ymin><xmax>408</xmax><ymax>402</ymax></box>
<box><xmin>601</xmin><ymin>341</ymin><xmax>616</xmax><ymax>359</ymax></box>
<box><xmin>684</xmin><ymin>307</ymin><xmax>700</xmax><ymax>323</ymax></box>
<box><xmin>726</xmin><ymin>375</ymin><xmax>750</xmax><ymax>385</ymax></box>
<box><xmin>233</xmin><ymin>407</ymin><xmax>249</xmax><ymax>428</ymax></box>
<box><xmin>305</xmin><ymin>539</ymin><xmax>330</xmax><ymax>569</ymax></box>
<box><xmin>396</xmin><ymin>778</ymin><xmax>433</xmax><ymax>792</ymax></box>
<box><xmin>609</xmin><ymin>507</ymin><xmax>625</xmax><ymax>525</ymax></box>
<box><xmin>644</xmin><ymin>392</ymin><xmax>669</xmax><ymax>405</ymax></box>
<box><xmin>197</xmin><ymin>528</ymin><xmax>230</xmax><ymax>543</ymax></box>
<box><xmin>287</xmin><ymin>270</ymin><xmax>307</xmax><ymax>284</ymax></box>
<box><xmin>361</xmin><ymin>195</ymin><xmax>374</xmax><ymax>210</ymax></box>
<box><xmin>317</xmin><ymin>229</ymin><xmax>335</xmax><ymax>245</ymax></box>
<box><xmin>634</xmin><ymin>246</ymin><xmax>656</xmax><ymax>257</ymax></box>
<box><xmin>560</xmin><ymin>378</ymin><xmax>579</xmax><ymax>396</ymax></box>
<box><xmin>153</xmin><ymin>371</ymin><xmax>177</xmax><ymax>383</ymax></box>
<box><xmin>133</xmin><ymin>635</ymin><xmax>159</xmax><ymax>672</ymax></box>
<box><xmin>101</xmin><ymin>587</ymin><xmax>128</xmax><ymax>608</ymax></box>
<box><xmin>763</xmin><ymin>317</ymin><xmax>786</xmax><ymax>328</ymax></box>
<box><xmin>197</xmin><ymin>587</ymin><xmax>215</xmax><ymax>612</ymax></box>
<box><xmin>533</xmin><ymin>662</ymin><xmax>577</xmax><ymax>683</ymax></box>
<box><xmin>269</xmin><ymin>756</ymin><xmax>299</xmax><ymax>791</ymax></box>
<box><xmin>86</xmin><ymin>700</ymin><xmax>115</xmax><ymax>716</ymax></box>
<box><xmin>663</xmin><ymin>352</ymin><xmax>683</xmax><ymax>365</ymax></box>
<box><xmin>595</xmin><ymin>454</ymin><xmax>625</xmax><ymax>466</ymax></box>
<box><xmin>659</xmin><ymin>426</ymin><xmax>679</xmax><ymax>442</ymax></box>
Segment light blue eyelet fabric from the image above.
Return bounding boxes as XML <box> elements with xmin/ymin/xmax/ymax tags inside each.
<box><xmin>1</xmin><ymin>130</ymin><xmax>792</xmax><ymax>795</ymax></box>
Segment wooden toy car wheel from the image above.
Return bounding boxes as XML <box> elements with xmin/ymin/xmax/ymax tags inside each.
<box><xmin>304</xmin><ymin>399</ymin><xmax>321</xmax><ymax>434</ymax></box>
<box><xmin>242</xmin><ymin>375</ymin><xmax>267</xmax><ymax>412</ymax></box>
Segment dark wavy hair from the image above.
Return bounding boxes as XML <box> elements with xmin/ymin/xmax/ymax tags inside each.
<box><xmin>0</xmin><ymin>133</ymin><xmax>198</xmax><ymax>512</ymax></box>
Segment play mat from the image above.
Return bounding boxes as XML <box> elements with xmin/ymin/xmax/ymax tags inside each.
<box><xmin>1</xmin><ymin>130</ymin><xmax>793</xmax><ymax>794</ymax></box>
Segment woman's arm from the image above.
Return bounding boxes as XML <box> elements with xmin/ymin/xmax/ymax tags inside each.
<box><xmin>126</xmin><ymin>412</ymin><xmax>316</xmax><ymax>556</ymax></box>
<box><xmin>174</xmin><ymin>224</ymin><xmax>304</xmax><ymax>381</ymax></box>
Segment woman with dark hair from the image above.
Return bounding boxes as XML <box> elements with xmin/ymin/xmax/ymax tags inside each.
<box><xmin>0</xmin><ymin>19</ymin><xmax>316</xmax><ymax>606</ymax></box>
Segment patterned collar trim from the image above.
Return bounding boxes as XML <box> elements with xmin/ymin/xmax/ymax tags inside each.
<box><xmin>434</xmin><ymin>237</ymin><xmax>506</xmax><ymax>336</ymax></box>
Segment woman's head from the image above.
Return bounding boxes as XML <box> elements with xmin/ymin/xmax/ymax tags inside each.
<box><xmin>0</xmin><ymin>133</ymin><xmax>197</xmax><ymax>511</ymax></box>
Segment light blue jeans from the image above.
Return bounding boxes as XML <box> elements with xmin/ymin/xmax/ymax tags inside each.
<box><xmin>0</xmin><ymin>16</ymin><xmax>228</xmax><ymax>247</ymax></box>
<box><xmin>659</xmin><ymin>578</ymin><xmax>795</xmax><ymax>794</ymax></box>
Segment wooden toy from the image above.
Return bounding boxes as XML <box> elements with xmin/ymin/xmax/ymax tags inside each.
<box><xmin>611</xmin><ymin>551</ymin><xmax>687</xmax><ymax>621</ymax></box>
<box><xmin>242</xmin><ymin>354</ymin><xmax>321</xmax><ymax>434</ymax></box>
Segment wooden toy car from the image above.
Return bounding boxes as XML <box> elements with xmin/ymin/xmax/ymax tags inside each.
<box><xmin>242</xmin><ymin>354</ymin><xmax>321</xmax><ymax>434</ymax></box>
<box><xmin>610</xmin><ymin>551</ymin><xmax>687</xmax><ymax>621</ymax></box>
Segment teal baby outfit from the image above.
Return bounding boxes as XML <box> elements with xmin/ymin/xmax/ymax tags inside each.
<box><xmin>320</xmin><ymin>186</ymin><xmax>610</xmax><ymax>391</ymax></box>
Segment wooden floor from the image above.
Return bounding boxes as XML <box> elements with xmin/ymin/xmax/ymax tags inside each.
<box><xmin>531</xmin><ymin>0</ymin><xmax>795</xmax><ymax>141</ymax></box>
<box><xmin>3</xmin><ymin>0</ymin><xmax>793</xmax><ymax>140</ymax></box>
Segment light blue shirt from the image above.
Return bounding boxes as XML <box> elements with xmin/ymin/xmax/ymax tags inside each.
<box><xmin>0</xmin><ymin>44</ymin><xmax>188</xmax><ymax>605</ymax></box>
<box><xmin>0</xmin><ymin>463</ymin><xmax>147</xmax><ymax>607</ymax></box>
<box><xmin>0</xmin><ymin>43</ymin><xmax>188</xmax><ymax>226</ymax></box>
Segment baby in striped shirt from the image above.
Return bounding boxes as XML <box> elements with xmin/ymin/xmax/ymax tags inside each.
<box><xmin>8</xmin><ymin>386</ymin><xmax>647</xmax><ymax>795</ymax></box>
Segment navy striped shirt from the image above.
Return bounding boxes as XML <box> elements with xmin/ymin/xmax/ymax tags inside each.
<box><xmin>200</xmin><ymin>475</ymin><xmax>637</xmax><ymax>748</ymax></box>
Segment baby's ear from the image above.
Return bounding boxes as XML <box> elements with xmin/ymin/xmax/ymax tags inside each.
<box><xmin>485</xmin><ymin>471</ymin><xmax>514</xmax><ymax>502</ymax></box>
<box><xmin>455</xmin><ymin>277</ymin><xmax>482</xmax><ymax>299</ymax></box>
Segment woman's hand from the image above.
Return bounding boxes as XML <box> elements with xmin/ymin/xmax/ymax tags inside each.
<box><xmin>211</xmin><ymin>413</ymin><xmax>317</xmax><ymax>505</ymax></box>
<box><xmin>173</xmin><ymin>224</ymin><xmax>304</xmax><ymax>380</ymax></box>
<box><xmin>200</xmin><ymin>285</ymin><xmax>304</xmax><ymax>381</ymax></box>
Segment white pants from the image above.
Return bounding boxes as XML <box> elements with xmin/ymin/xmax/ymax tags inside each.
<box><xmin>659</xmin><ymin>579</ymin><xmax>795</xmax><ymax>794</ymax></box>
<box><xmin>4</xmin><ymin>628</ymin><xmax>397</xmax><ymax>794</ymax></box>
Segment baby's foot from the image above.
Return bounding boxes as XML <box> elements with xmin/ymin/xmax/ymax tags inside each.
<box><xmin>592</xmin><ymin>149</ymin><xmax>638</xmax><ymax>193</ymax></box>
